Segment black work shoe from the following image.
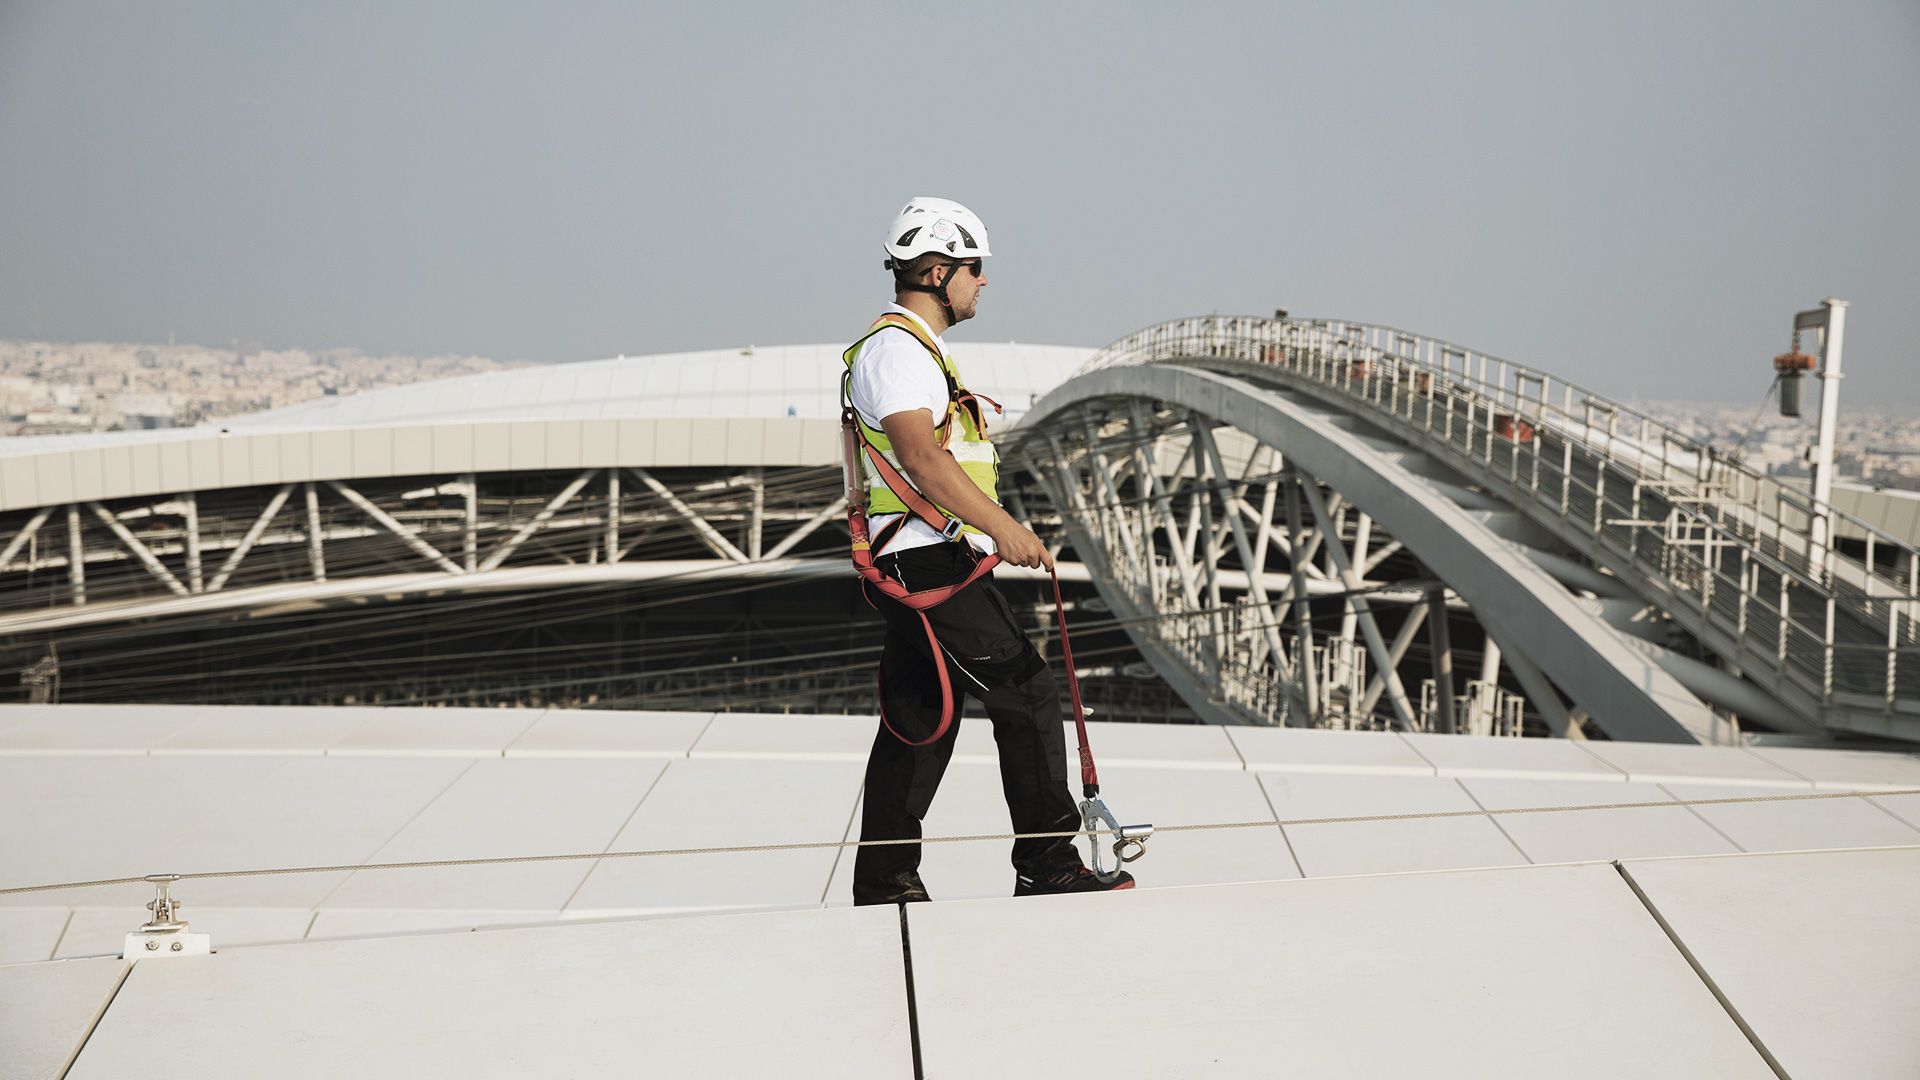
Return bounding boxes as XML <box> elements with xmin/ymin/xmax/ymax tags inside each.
<box><xmin>853</xmin><ymin>871</ymin><xmax>932</xmax><ymax>906</ymax></box>
<box><xmin>1014</xmin><ymin>866</ymin><xmax>1136</xmax><ymax>897</ymax></box>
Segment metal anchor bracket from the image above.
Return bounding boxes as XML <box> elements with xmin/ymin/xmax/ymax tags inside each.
<box><xmin>1079</xmin><ymin>796</ymin><xmax>1153</xmax><ymax>883</ymax></box>
<box><xmin>121</xmin><ymin>875</ymin><xmax>212</xmax><ymax>960</ymax></box>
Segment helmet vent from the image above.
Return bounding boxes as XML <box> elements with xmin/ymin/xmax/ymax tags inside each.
<box><xmin>894</xmin><ymin>227</ymin><xmax>921</xmax><ymax>247</ymax></box>
<box><xmin>953</xmin><ymin>223</ymin><xmax>977</xmax><ymax>249</ymax></box>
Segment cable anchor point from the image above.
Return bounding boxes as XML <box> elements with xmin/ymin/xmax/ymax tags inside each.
<box><xmin>122</xmin><ymin>874</ymin><xmax>212</xmax><ymax>960</ymax></box>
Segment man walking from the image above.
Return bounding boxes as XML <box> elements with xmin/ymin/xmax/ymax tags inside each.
<box><xmin>843</xmin><ymin>197</ymin><xmax>1136</xmax><ymax>904</ymax></box>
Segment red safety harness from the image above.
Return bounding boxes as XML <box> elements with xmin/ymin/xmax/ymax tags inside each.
<box><xmin>839</xmin><ymin>315</ymin><xmax>1147</xmax><ymax>875</ymax></box>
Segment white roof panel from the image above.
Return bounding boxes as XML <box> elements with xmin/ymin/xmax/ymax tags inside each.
<box><xmin>1574</xmin><ymin>740</ymin><xmax>1811</xmax><ymax>788</ymax></box>
<box><xmin>321</xmin><ymin>758</ymin><xmax>664</xmax><ymax>912</ymax></box>
<box><xmin>1460</xmin><ymin>777</ymin><xmax>1740</xmax><ymax>864</ymax></box>
<box><xmin>0</xmin><ymin>955</ymin><xmax>127</xmax><ymax>1079</ymax></box>
<box><xmin>0</xmin><ymin>907</ymin><xmax>70</xmax><ymax>966</ymax></box>
<box><xmin>1742</xmin><ymin>744</ymin><xmax>1920</xmax><ymax>791</ymax></box>
<box><xmin>1399</xmin><ymin>731</ymin><xmax>1626</xmax><ymax>781</ymax></box>
<box><xmin>1662</xmin><ymin>782</ymin><xmax>1920</xmax><ymax>851</ymax></box>
<box><xmin>1225</xmin><ymin>725</ymin><xmax>1435</xmax><ymax>775</ymax></box>
<box><xmin>502</xmin><ymin>708</ymin><xmax>712</xmax><ymax>758</ymax></box>
<box><xmin>563</xmin><ymin>758</ymin><xmax>862</xmax><ymax>915</ymax></box>
<box><xmin>1622</xmin><ymin>848</ymin><xmax>1920</xmax><ymax>1078</ymax></box>
<box><xmin>64</xmin><ymin>906</ymin><xmax>914</xmax><ymax>1080</ymax></box>
<box><xmin>906</xmin><ymin>864</ymin><xmax>1775</xmax><ymax>1078</ymax></box>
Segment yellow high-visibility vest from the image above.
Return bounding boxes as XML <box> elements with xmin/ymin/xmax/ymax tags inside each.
<box><xmin>841</xmin><ymin>314</ymin><xmax>999</xmax><ymax>532</ymax></box>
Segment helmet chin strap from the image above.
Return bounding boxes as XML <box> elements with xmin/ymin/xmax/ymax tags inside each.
<box><xmin>886</xmin><ymin>258</ymin><xmax>958</xmax><ymax>324</ymax></box>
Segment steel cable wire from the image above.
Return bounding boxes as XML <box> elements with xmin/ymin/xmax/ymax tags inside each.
<box><xmin>6</xmin><ymin>787</ymin><xmax>1914</xmax><ymax>898</ymax></box>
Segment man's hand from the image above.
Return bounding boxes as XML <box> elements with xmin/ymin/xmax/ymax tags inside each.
<box><xmin>990</xmin><ymin>521</ymin><xmax>1053</xmax><ymax>570</ymax></box>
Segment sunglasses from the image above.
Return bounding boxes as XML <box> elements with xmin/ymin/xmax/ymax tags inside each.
<box><xmin>951</xmin><ymin>260</ymin><xmax>984</xmax><ymax>278</ymax></box>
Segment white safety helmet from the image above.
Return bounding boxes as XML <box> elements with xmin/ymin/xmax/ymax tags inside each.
<box><xmin>882</xmin><ymin>196</ymin><xmax>992</xmax><ymax>266</ymax></box>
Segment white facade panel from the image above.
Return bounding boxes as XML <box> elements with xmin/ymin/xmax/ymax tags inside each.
<box><xmin>544</xmin><ymin>419</ymin><xmax>582</xmax><ymax>468</ymax></box>
<box><xmin>470</xmin><ymin>421</ymin><xmax>511</xmax><ymax>471</ymax></box>
<box><xmin>97</xmin><ymin>443</ymin><xmax>137</xmax><ymax>499</ymax></box>
<box><xmin>350</xmin><ymin>427</ymin><xmax>394</xmax><ymax>478</ymax></box>
<box><xmin>429</xmin><ymin>423</ymin><xmax>470</xmax><ymax>474</ymax></box>
<box><xmin>186</xmin><ymin>438</ymin><xmax>220</xmax><ymax>492</ymax></box>
<box><xmin>1</xmin><ymin>454</ymin><xmax>39</xmax><ymax>510</ymax></box>
<box><xmin>310</xmin><ymin>430</ymin><xmax>352</xmax><ymax>479</ymax></box>
<box><xmin>615</xmin><ymin>418</ymin><xmax>653</xmax><ymax>464</ymax></box>
<box><xmin>33</xmin><ymin>450</ymin><xmax>75</xmax><ymax>507</ymax></box>
<box><xmin>651</xmin><ymin>419</ymin><xmax>694</xmax><ymax>467</ymax></box>
<box><xmin>577</xmin><ymin>418</ymin><xmax>617</xmax><ymax>465</ymax></box>
<box><xmin>795</xmin><ymin>418</ymin><xmax>838</xmax><ymax>465</ymax></box>
<box><xmin>276</xmin><ymin>431</ymin><xmax>312</xmax><ymax>480</ymax></box>
<box><xmin>721</xmin><ymin>418</ymin><xmax>764</xmax><ymax>467</ymax></box>
<box><xmin>70</xmin><ymin>448</ymin><xmax>105</xmax><ymax>503</ymax></box>
<box><xmin>217</xmin><ymin>435</ymin><xmax>251</xmax><ymax>488</ymax></box>
<box><xmin>246</xmin><ymin>433</ymin><xmax>281</xmax><ymax>484</ymax></box>
<box><xmin>390</xmin><ymin>424</ymin><xmax>433</xmax><ymax>476</ymax></box>
<box><xmin>507</xmin><ymin>421</ymin><xmax>546</xmax><ymax>471</ymax></box>
<box><xmin>686</xmin><ymin>419</ymin><xmax>727</xmax><ymax>466</ymax></box>
<box><xmin>761</xmin><ymin>418</ymin><xmax>803</xmax><ymax>465</ymax></box>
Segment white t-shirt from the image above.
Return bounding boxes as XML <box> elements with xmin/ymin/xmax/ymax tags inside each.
<box><xmin>848</xmin><ymin>304</ymin><xmax>997</xmax><ymax>557</ymax></box>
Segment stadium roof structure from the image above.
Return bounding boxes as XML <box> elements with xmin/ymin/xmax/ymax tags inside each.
<box><xmin>0</xmin><ymin>342</ymin><xmax>1093</xmax><ymax>512</ymax></box>
<box><xmin>3</xmin><ymin>703</ymin><xmax>1919</xmax><ymax>1076</ymax></box>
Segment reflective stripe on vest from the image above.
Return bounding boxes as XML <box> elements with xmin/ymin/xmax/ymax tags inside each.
<box><xmin>841</xmin><ymin>314</ymin><xmax>999</xmax><ymax>532</ymax></box>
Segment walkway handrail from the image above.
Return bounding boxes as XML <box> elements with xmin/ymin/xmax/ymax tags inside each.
<box><xmin>1078</xmin><ymin>315</ymin><xmax>1917</xmax><ymax>594</ymax></box>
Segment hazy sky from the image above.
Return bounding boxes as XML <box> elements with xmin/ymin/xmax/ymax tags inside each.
<box><xmin>3</xmin><ymin>1</ymin><xmax>1916</xmax><ymax>407</ymax></box>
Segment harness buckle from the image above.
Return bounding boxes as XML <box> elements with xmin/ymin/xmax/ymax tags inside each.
<box><xmin>1079</xmin><ymin>796</ymin><xmax>1153</xmax><ymax>883</ymax></box>
<box><xmin>939</xmin><ymin>517</ymin><xmax>966</xmax><ymax>541</ymax></box>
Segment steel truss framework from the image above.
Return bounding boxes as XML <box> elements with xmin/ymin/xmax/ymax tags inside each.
<box><xmin>0</xmin><ymin>466</ymin><xmax>856</xmax><ymax>635</ymax></box>
<box><xmin>1015</xmin><ymin>403</ymin><xmax>1615</xmax><ymax>738</ymax></box>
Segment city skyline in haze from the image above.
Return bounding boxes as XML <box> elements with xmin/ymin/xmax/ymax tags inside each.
<box><xmin>2</xmin><ymin>1</ymin><xmax>1916</xmax><ymax>407</ymax></box>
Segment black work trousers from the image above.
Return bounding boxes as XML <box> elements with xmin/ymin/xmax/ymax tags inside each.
<box><xmin>852</xmin><ymin>541</ymin><xmax>1084</xmax><ymax>903</ymax></box>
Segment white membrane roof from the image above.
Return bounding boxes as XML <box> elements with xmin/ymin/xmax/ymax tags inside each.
<box><xmin>4</xmin><ymin>704</ymin><xmax>1919</xmax><ymax>1076</ymax></box>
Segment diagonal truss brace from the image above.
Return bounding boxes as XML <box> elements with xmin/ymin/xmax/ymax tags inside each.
<box><xmin>478</xmin><ymin>469</ymin><xmax>600</xmax><ymax>573</ymax></box>
<box><xmin>1300</xmin><ymin>478</ymin><xmax>1418</xmax><ymax>729</ymax></box>
<box><xmin>326</xmin><ymin>480</ymin><xmax>465</xmax><ymax>575</ymax></box>
<box><xmin>86</xmin><ymin>502</ymin><xmax>190</xmax><ymax>596</ymax></box>
<box><xmin>208</xmin><ymin>485</ymin><xmax>295</xmax><ymax>592</ymax></box>
<box><xmin>629</xmin><ymin>468</ymin><xmax>749</xmax><ymax>563</ymax></box>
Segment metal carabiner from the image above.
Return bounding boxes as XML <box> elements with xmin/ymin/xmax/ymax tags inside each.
<box><xmin>1079</xmin><ymin>796</ymin><xmax>1153</xmax><ymax>882</ymax></box>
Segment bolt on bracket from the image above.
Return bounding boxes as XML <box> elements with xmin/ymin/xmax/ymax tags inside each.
<box><xmin>121</xmin><ymin>875</ymin><xmax>212</xmax><ymax>960</ymax></box>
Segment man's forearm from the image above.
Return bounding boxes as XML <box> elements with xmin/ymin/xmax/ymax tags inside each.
<box><xmin>895</xmin><ymin>445</ymin><xmax>1019</xmax><ymax>537</ymax></box>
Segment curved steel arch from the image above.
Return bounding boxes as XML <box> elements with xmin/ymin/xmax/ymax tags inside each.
<box><xmin>1010</xmin><ymin>364</ymin><xmax>1717</xmax><ymax>743</ymax></box>
<box><xmin>1005</xmin><ymin>314</ymin><xmax>1920</xmax><ymax>744</ymax></box>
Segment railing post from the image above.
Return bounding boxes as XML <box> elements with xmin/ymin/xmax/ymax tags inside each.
<box><xmin>1889</xmin><ymin>601</ymin><xmax>1901</xmax><ymax>711</ymax></box>
<box><xmin>1778</xmin><ymin>574</ymin><xmax>1790</xmax><ymax>667</ymax></box>
<box><xmin>1736</xmin><ymin>548</ymin><xmax>1751</xmax><ymax>644</ymax></box>
<box><xmin>1824</xmin><ymin>595</ymin><xmax>1836</xmax><ymax>698</ymax></box>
